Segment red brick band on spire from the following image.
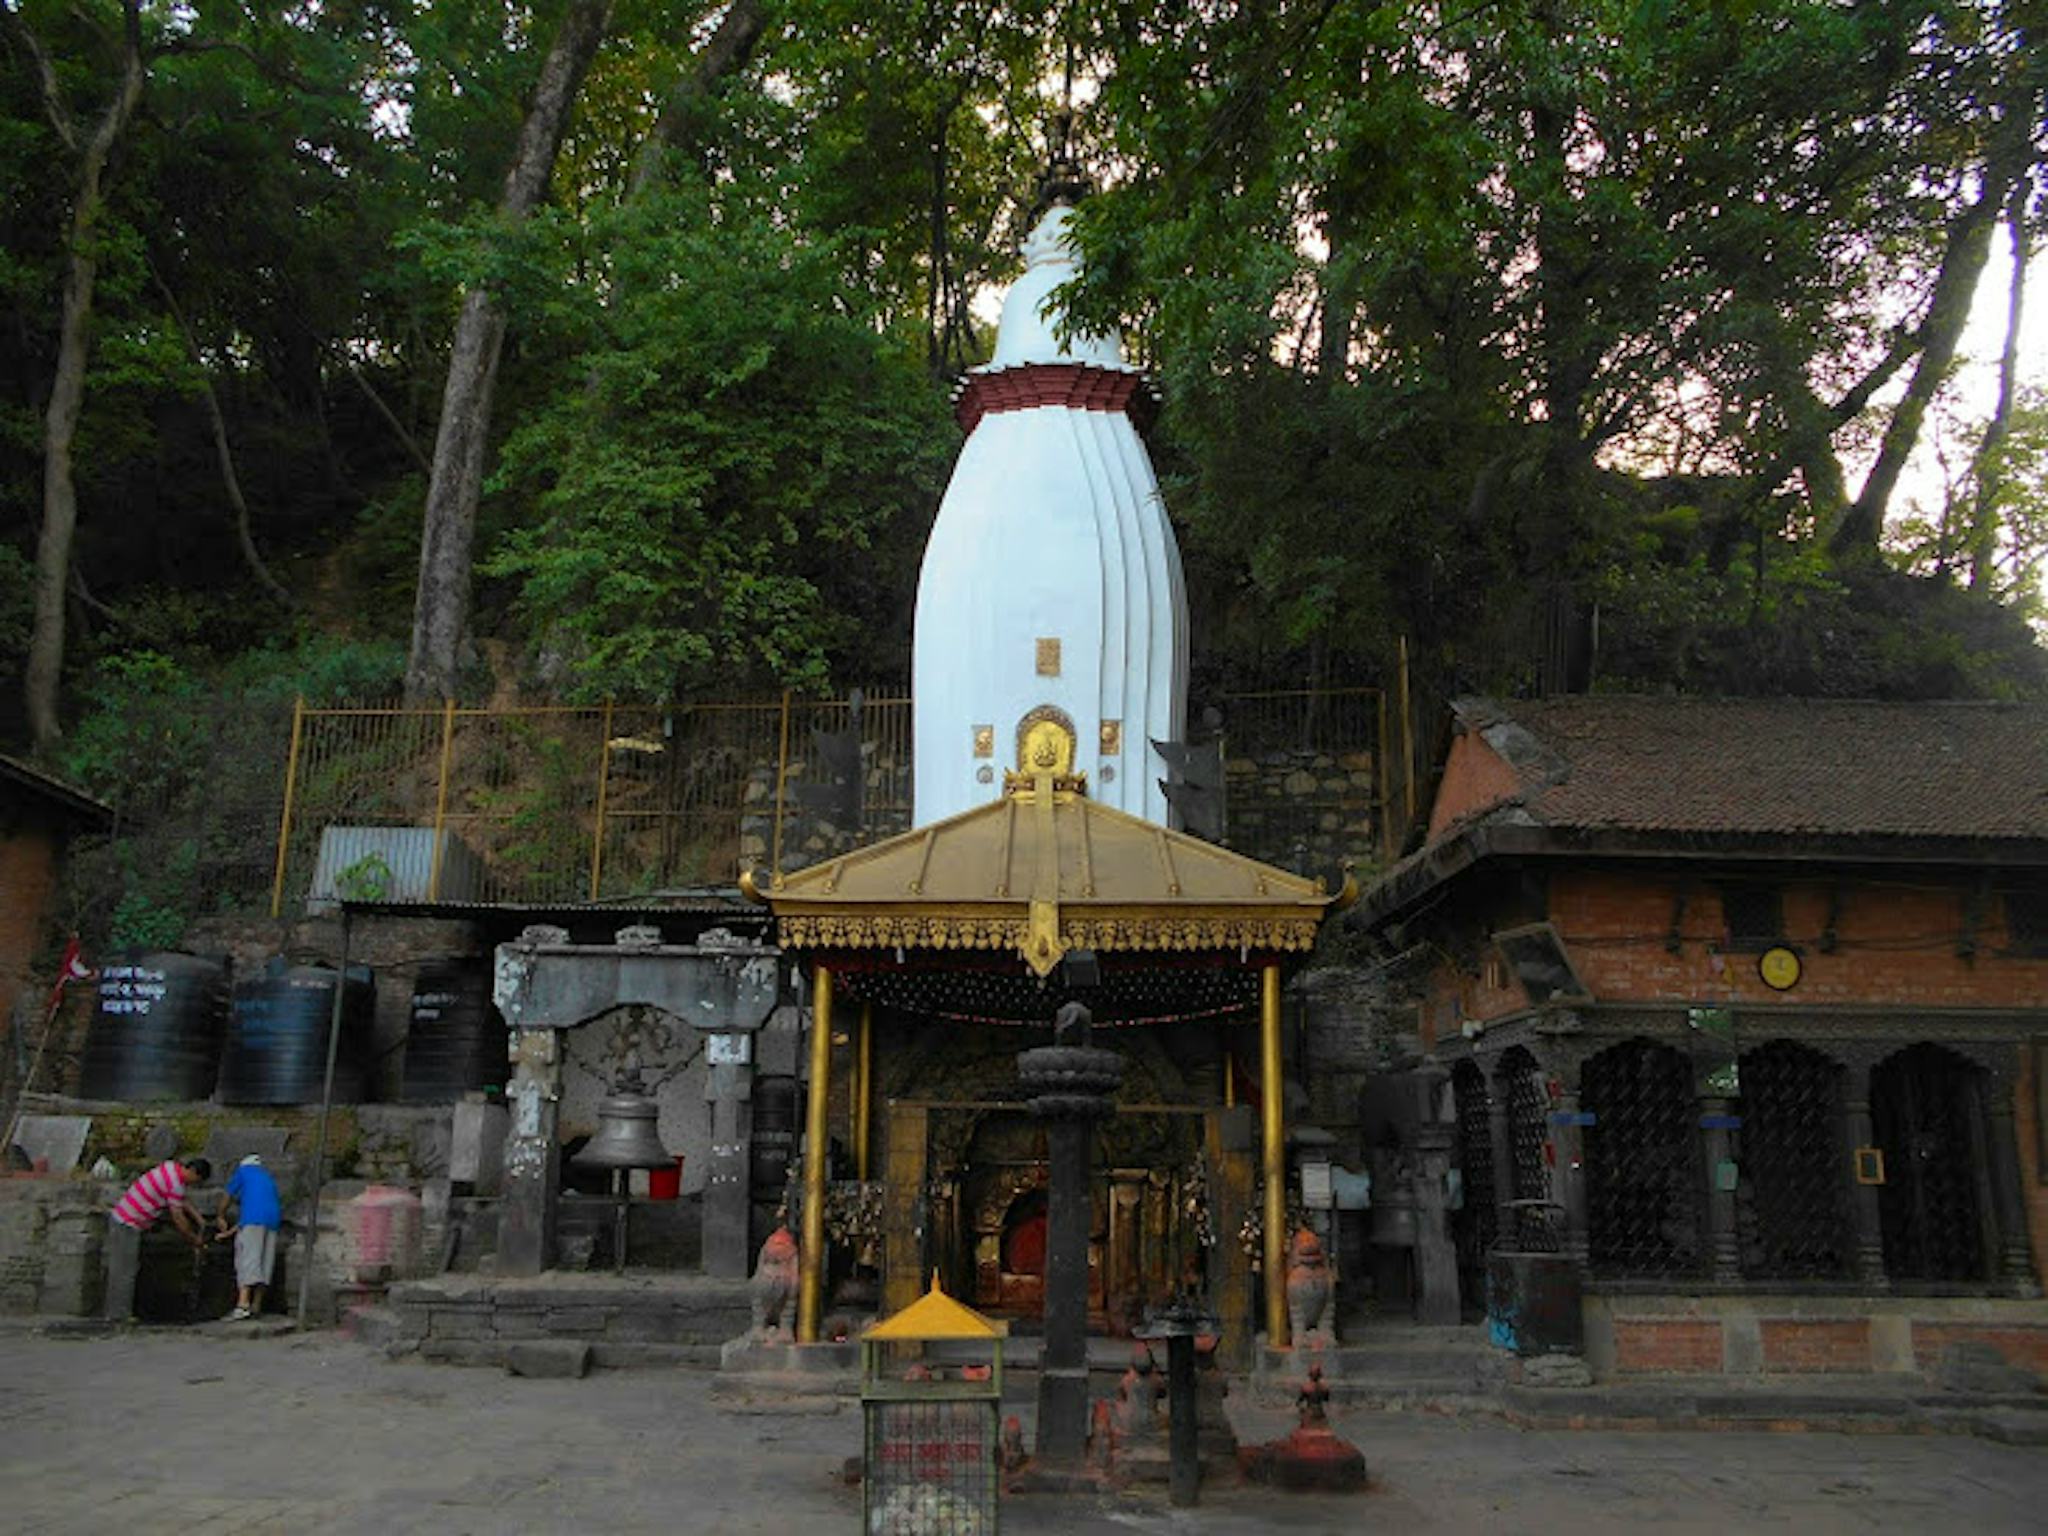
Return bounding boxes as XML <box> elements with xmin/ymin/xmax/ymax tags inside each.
<box><xmin>954</xmin><ymin>363</ymin><xmax>1156</xmax><ymax>436</ymax></box>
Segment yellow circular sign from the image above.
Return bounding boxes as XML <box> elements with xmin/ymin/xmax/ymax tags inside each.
<box><xmin>1758</xmin><ymin>946</ymin><xmax>1802</xmax><ymax>991</ymax></box>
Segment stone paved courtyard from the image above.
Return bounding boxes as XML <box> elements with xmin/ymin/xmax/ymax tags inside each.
<box><xmin>1</xmin><ymin>1329</ymin><xmax>2045</xmax><ymax>1534</ymax></box>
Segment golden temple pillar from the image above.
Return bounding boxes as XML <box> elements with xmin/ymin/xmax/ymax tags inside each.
<box><xmin>1260</xmin><ymin>960</ymin><xmax>1289</xmax><ymax>1346</ymax></box>
<box><xmin>855</xmin><ymin>1002</ymin><xmax>873</xmax><ymax>1181</ymax></box>
<box><xmin>798</xmin><ymin>962</ymin><xmax>834</xmax><ymax>1343</ymax></box>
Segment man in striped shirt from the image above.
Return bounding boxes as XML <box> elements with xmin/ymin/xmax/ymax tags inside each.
<box><xmin>103</xmin><ymin>1156</ymin><xmax>211</xmax><ymax>1321</ymax></box>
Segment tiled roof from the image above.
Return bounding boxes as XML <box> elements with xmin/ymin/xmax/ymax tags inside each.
<box><xmin>0</xmin><ymin>752</ymin><xmax>113</xmax><ymax>825</ymax></box>
<box><xmin>1455</xmin><ymin>695</ymin><xmax>2048</xmax><ymax>843</ymax></box>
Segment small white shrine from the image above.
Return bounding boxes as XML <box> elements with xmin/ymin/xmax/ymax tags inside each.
<box><xmin>911</xmin><ymin>198</ymin><xmax>1190</xmax><ymax>827</ymax></box>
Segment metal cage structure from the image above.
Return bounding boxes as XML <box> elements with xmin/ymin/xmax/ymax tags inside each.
<box><xmin>861</xmin><ymin>1280</ymin><xmax>1006</xmax><ymax>1536</ymax></box>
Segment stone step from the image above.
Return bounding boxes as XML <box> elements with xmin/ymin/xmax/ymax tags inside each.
<box><xmin>1249</xmin><ymin>1330</ymin><xmax>1507</xmax><ymax>1407</ymax></box>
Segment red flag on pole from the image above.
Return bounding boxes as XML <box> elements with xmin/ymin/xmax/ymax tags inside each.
<box><xmin>49</xmin><ymin>936</ymin><xmax>90</xmax><ymax>1005</ymax></box>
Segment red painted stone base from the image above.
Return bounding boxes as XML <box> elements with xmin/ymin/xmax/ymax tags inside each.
<box><xmin>1239</xmin><ymin>1427</ymin><xmax>1368</xmax><ymax>1493</ymax></box>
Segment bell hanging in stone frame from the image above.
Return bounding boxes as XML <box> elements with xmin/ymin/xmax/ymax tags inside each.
<box><xmin>574</xmin><ymin>1090</ymin><xmax>673</xmax><ymax>1170</ymax></box>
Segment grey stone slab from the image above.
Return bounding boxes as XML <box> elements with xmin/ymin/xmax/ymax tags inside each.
<box><xmin>10</xmin><ymin>1115</ymin><xmax>91</xmax><ymax>1172</ymax></box>
<box><xmin>504</xmin><ymin>1340</ymin><xmax>590</xmax><ymax>1379</ymax></box>
<box><xmin>422</xmin><ymin>1309</ymin><xmax>494</xmax><ymax>1339</ymax></box>
<box><xmin>587</xmin><ymin>1342</ymin><xmax>722</xmax><ymax>1370</ymax></box>
<box><xmin>540</xmin><ymin>1306</ymin><xmax>611</xmax><ymax>1335</ymax></box>
<box><xmin>199</xmin><ymin>1126</ymin><xmax>292</xmax><ymax>1172</ymax></box>
<box><xmin>417</xmin><ymin>1337</ymin><xmax>503</xmax><ymax>1367</ymax></box>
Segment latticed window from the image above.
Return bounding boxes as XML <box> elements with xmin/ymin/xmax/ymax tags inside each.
<box><xmin>1451</xmin><ymin>1060</ymin><xmax>1498</xmax><ymax>1294</ymax></box>
<box><xmin>1872</xmin><ymin>1043</ymin><xmax>1989</xmax><ymax>1284</ymax></box>
<box><xmin>1499</xmin><ymin>1046</ymin><xmax>1557</xmax><ymax>1251</ymax></box>
<box><xmin>1720</xmin><ymin>883</ymin><xmax>1784</xmax><ymax>951</ymax></box>
<box><xmin>1735</xmin><ymin>1041</ymin><xmax>1851</xmax><ymax>1280</ymax></box>
<box><xmin>1583</xmin><ymin>1038</ymin><xmax>1705</xmax><ymax>1279</ymax></box>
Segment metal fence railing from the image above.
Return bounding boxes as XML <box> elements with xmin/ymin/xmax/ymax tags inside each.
<box><xmin>270</xmin><ymin>678</ymin><xmax>1412</xmax><ymax>915</ymax></box>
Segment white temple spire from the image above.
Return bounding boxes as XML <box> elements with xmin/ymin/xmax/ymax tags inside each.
<box><xmin>911</xmin><ymin>195</ymin><xmax>1189</xmax><ymax>828</ymax></box>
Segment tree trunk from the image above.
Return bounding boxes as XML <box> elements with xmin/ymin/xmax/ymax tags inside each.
<box><xmin>404</xmin><ymin>0</ymin><xmax>615</xmax><ymax>702</ymax></box>
<box><xmin>1835</xmin><ymin>80</ymin><xmax>2041</xmax><ymax>556</ymax></box>
<box><xmin>18</xmin><ymin>8</ymin><xmax>144</xmax><ymax>756</ymax></box>
<box><xmin>1968</xmin><ymin>194</ymin><xmax>2032</xmax><ymax>591</ymax></box>
<box><xmin>626</xmin><ymin>0</ymin><xmax>770</xmax><ymax>198</ymax></box>
<box><xmin>150</xmin><ymin>263</ymin><xmax>293</xmax><ymax>605</ymax></box>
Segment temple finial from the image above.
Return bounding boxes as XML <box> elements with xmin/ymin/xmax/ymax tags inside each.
<box><xmin>1030</xmin><ymin>107</ymin><xmax>1093</xmax><ymax>222</ymax></box>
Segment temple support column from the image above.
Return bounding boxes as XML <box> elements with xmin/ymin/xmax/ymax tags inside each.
<box><xmin>1701</xmin><ymin>1092</ymin><xmax>1743</xmax><ymax>1284</ymax></box>
<box><xmin>500</xmin><ymin>1027</ymin><xmax>562</xmax><ymax>1278</ymax></box>
<box><xmin>1551</xmin><ymin>1074</ymin><xmax>1591</xmax><ymax>1275</ymax></box>
<box><xmin>855</xmin><ymin>1002</ymin><xmax>874</xmax><ymax>1181</ymax></box>
<box><xmin>1203</xmin><ymin>1106</ymin><xmax>1256</xmax><ymax>1372</ymax></box>
<box><xmin>1842</xmin><ymin>1060</ymin><xmax>1888</xmax><ymax>1289</ymax></box>
<box><xmin>1260</xmin><ymin>961</ymin><xmax>1289</xmax><ymax>1347</ymax></box>
<box><xmin>1980</xmin><ymin>1057</ymin><xmax>2038</xmax><ymax>1295</ymax></box>
<box><xmin>797</xmin><ymin>962</ymin><xmax>834</xmax><ymax>1343</ymax></box>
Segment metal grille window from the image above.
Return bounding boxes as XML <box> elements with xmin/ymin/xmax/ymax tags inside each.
<box><xmin>1872</xmin><ymin>1043</ymin><xmax>1989</xmax><ymax>1284</ymax></box>
<box><xmin>1735</xmin><ymin>1041</ymin><xmax>1851</xmax><ymax>1280</ymax></box>
<box><xmin>1720</xmin><ymin>884</ymin><xmax>1784</xmax><ymax>951</ymax></box>
<box><xmin>1583</xmin><ymin>1039</ymin><xmax>1706</xmax><ymax>1279</ymax></box>
<box><xmin>2003</xmin><ymin>887</ymin><xmax>2048</xmax><ymax>956</ymax></box>
<box><xmin>1451</xmin><ymin>1061</ymin><xmax>1498</xmax><ymax>1296</ymax></box>
<box><xmin>1500</xmin><ymin>1048</ymin><xmax>1557</xmax><ymax>1251</ymax></box>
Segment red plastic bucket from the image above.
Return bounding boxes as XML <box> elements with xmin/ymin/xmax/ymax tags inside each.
<box><xmin>647</xmin><ymin>1157</ymin><xmax>683</xmax><ymax>1200</ymax></box>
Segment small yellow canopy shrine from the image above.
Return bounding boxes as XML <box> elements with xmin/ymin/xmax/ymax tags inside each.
<box><xmin>864</xmin><ymin>1274</ymin><xmax>1008</xmax><ymax>1342</ymax></box>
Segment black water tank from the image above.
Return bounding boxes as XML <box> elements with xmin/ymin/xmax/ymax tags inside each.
<box><xmin>751</xmin><ymin>1073</ymin><xmax>798</xmax><ymax>1192</ymax></box>
<box><xmin>79</xmin><ymin>951</ymin><xmax>231</xmax><ymax>1102</ymax></box>
<box><xmin>400</xmin><ymin>959</ymin><xmax>506</xmax><ymax>1103</ymax></box>
<box><xmin>218</xmin><ymin>958</ymin><xmax>375</xmax><ymax>1105</ymax></box>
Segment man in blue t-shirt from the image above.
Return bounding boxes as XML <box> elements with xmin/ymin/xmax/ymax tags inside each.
<box><xmin>217</xmin><ymin>1155</ymin><xmax>283</xmax><ymax>1320</ymax></box>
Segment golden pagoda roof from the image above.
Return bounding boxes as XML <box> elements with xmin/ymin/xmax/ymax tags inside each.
<box><xmin>863</xmin><ymin>1275</ymin><xmax>1007</xmax><ymax>1342</ymax></box>
<box><xmin>753</xmin><ymin>774</ymin><xmax>1348</xmax><ymax>976</ymax></box>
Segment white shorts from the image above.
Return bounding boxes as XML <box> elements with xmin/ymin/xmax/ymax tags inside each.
<box><xmin>234</xmin><ymin>1225</ymin><xmax>277</xmax><ymax>1288</ymax></box>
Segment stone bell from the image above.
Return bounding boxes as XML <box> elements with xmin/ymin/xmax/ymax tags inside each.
<box><xmin>574</xmin><ymin>1090</ymin><xmax>673</xmax><ymax>1170</ymax></box>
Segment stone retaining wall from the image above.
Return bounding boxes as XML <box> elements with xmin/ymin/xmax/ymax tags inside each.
<box><xmin>380</xmin><ymin>1276</ymin><xmax>751</xmax><ymax>1368</ymax></box>
<box><xmin>0</xmin><ymin>1179</ymin><xmax>101</xmax><ymax>1315</ymax></box>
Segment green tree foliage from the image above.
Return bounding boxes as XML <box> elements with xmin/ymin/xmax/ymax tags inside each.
<box><xmin>2</xmin><ymin>0</ymin><xmax>2045</xmax><ymax>777</ymax></box>
<box><xmin>55</xmin><ymin>636</ymin><xmax>404</xmax><ymax>947</ymax></box>
<box><xmin>1061</xmin><ymin>0</ymin><xmax>2047</xmax><ymax>696</ymax></box>
<box><xmin>486</xmin><ymin>188</ymin><xmax>953</xmax><ymax>699</ymax></box>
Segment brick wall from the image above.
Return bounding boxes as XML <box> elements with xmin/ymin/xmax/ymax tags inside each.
<box><xmin>1759</xmin><ymin>1318</ymin><xmax>1870</xmax><ymax>1372</ymax></box>
<box><xmin>1590</xmin><ymin>1299</ymin><xmax>2048</xmax><ymax>1383</ymax></box>
<box><xmin>1613</xmin><ymin>1316</ymin><xmax>1724</xmax><ymax>1373</ymax></box>
<box><xmin>1912</xmin><ymin>1323</ymin><xmax>2048</xmax><ymax>1377</ymax></box>
<box><xmin>1422</xmin><ymin>863</ymin><xmax>2048</xmax><ymax>1036</ymax></box>
<box><xmin>1546</xmin><ymin>869</ymin><xmax>2048</xmax><ymax>1011</ymax></box>
<box><xmin>1427</xmin><ymin>732</ymin><xmax>1523</xmax><ymax>839</ymax></box>
<box><xmin>0</xmin><ymin>828</ymin><xmax>58</xmax><ymax>1040</ymax></box>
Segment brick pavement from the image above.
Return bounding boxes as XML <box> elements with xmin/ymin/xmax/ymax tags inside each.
<box><xmin>0</xmin><ymin>1329</ymin><xmax>2043</xmax><ymax>1534</ymax></box>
